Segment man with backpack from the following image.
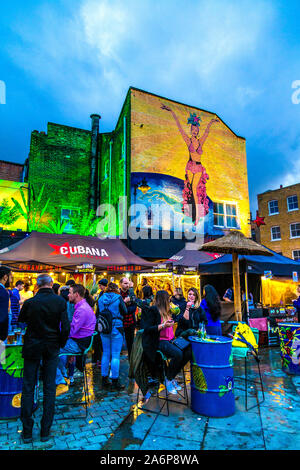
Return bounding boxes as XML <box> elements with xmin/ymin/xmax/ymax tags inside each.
<box><xmin>97</xmin><ymin>282</ymin><xmax>127</xmax><ymax>391</ymax></box>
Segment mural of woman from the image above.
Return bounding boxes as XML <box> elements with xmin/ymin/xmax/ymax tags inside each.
<box><xmin>161</xmin><ymin>104</ymin><xmax>219</xmax><ymax>225</ymax></box>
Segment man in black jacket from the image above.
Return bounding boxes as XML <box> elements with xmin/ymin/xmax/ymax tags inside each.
<box><xmin>18</xmin><ymin>274</ymin><xmax>70</xmax><ymax>443</ymax></box>
<box><xmin>0</xmin><ymin>266</ymin><xmax>12</xmax><ymax>341</ymax></box>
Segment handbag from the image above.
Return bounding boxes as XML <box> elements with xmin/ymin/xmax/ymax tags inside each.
<box><xmin>171</xmin><ymin>336</ymin><xmax>190</xmax><ymax>351</ymax></box>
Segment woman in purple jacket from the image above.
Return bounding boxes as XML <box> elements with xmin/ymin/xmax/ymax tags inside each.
<box><xmin>200</xmin><ymin>285</ymin><xmax>222</xmax><ymax>336</ymax></box>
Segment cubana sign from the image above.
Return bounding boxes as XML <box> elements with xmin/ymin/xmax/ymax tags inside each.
<box><xmin>49</xmin><ymin>242</ymin><xmax>109</xmax><ymax>259</ymax></box>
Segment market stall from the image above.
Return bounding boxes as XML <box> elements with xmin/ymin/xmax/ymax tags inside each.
<box><xmin>0</xmin><ymin>231</ymin><xmax>154</xmax><ymax>292</ymax></box>
<box><xmin>198</xmin><ymin>241</ymin><xmax>300</xmax><ymax>345</ymax></box>
<box><xmin>135</xmin><ymin>244</ymin><xmax>219</xmax><ymax>298</ymax></box>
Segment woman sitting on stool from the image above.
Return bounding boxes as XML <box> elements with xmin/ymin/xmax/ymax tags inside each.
<box><xmin>140</xmin><ymin>290</ymin><xmax>191</xmax><ymax>395</ymax></box>
<box><xmin>176</xmin><ymin>287</ymin><xmax>207</xmax><ymax>338</ymax></box>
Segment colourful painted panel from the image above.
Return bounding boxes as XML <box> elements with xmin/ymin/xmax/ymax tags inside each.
<box><xmin>130</xmin><ymin>89</ymin><xmax>250</xmax><ymax>237</ymax></box>
<box><xmin>0</xmin><ymin>180</ymin><xmax>28</xmax><ymax>231</ymax></box>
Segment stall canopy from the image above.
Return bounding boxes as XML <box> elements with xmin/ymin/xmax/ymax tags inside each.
<box><xmin>198</xmin><ymin>248</ymin><xmax>300</xmax><ymax>276</ymax></box>
<box><xmin>0</xmin><ymin>231</ymin><xmax>154</xmax><ymax>272</ymax></box>
<box><xmin>166</xmin><ymin>244</ymin><xmax>221</xmax><ymax>268</ymax></box>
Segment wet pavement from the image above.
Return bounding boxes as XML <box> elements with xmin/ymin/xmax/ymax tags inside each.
<box><xmin>0</xmin><ymin>347</ymin><xmax>299</xmax><ymax>451</ymax></box>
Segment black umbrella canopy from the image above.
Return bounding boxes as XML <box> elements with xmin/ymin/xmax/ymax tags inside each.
<box><xmin>0</xmin><ymin>232</ymin><xmax>153</xmax><ymax>272</ymax></box>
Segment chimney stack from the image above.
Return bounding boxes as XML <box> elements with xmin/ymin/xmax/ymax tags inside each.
<box><xmin>89</xmin><ymin>114</ymin><xmax>101</xmax><ymax>211</ymax></box>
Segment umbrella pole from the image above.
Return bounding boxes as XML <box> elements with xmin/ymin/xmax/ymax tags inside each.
<box><xmin>244</xmin><ymin>271</ymin><xmax>249</xmax><ymax>324</ymax></box>
<box><xmin>232</xmin><ymin>252</ymin><xmax>242</xmax><ymax>322</ymax></box>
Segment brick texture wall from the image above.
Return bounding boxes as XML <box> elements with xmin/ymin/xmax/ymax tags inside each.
<box><xmin>0</xmin><ymin>161</ymin><xmax>23</xmax><ymax>182</ymax></box>
<box><xmin>257</xmin><ymin>183</ymin><xmax>300</xmax><ymax>259</ymax></box>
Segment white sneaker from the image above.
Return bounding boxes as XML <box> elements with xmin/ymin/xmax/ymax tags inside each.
<box><xmin>165</xmin><ymin>379</ymin><xmax>178</xmax><ymax>395</ymax></box>
<box><xmin>172</xmin><ymin>380</ymin><xmax>182</xmax><ymax>391</ymax></box>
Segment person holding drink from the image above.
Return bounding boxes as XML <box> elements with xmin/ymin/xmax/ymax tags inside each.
<box><xmin>175</xmin><ymin>288</ymin><xmax>207</xmax><ymax>338</ymax></box>
<box><xmin>141</xmin><ymin>290</ymin><xmax>191</xmax><ymax>395</ymax></box>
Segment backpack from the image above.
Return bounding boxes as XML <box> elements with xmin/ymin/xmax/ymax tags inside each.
<box><xmin>96</xmin><ymin>296</ymin><xmax>120</xmax><ymax>334</ymax></box>
<box><xmin>97</xmin><ymin>306</ymin><xmax>113</xmax><ymax>334</ymax></box>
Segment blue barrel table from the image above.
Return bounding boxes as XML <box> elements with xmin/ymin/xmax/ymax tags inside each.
<box><xmin>278</xmin><ymin>323</ymin><xmax>300</xmax><ymax>375</ymax></box>
<box><xmin>189</xmin><ymin>336</ymin><xmax>235</xmax><ymax>417</ymax></box>
<box><xmin>0</xmin><ymin>343</ymin><xmax>38</xmax><ymax>419</ymax></box>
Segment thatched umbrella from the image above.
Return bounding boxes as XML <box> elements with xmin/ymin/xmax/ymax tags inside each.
<box><xmin>198</xmin><ymin>230</ymin><xmax>273</xmax><ymax>321</ymax></box>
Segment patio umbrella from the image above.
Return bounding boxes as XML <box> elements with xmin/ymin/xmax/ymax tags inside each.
<box><xmin>198</xmin><ymin>230</ymin><xmax>273</xmax><ymax>321</ymax></box>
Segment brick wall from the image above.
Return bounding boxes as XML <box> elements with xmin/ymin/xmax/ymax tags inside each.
<box><xmin>258</xmin><ymin>183</ymin><xmax>300</xmax><ymax>259</ymax></box>
<box><xmin>28</xmin><ymin>124</ymin><xmax>93</xmax><ymax>227</ymax></box>
<box><xmin>0</xmin><ymin>161</ymin><xmax>23</xmax><ymax>182</ymax></box>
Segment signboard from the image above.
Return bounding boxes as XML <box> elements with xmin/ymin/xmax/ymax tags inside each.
<box><xmin>152</xmin><ymin>263</ymin><xmax>173</xmax><ymax>273</ymax></box>
<box><xmin>75</xmin><ymin>264</ymin><xmax>95</xmax><ymax>274</ymax></box>
<box><xmin>292</xmin><ymin>271</ymin><xmax>298</xmax><ymax>282</ymax></box>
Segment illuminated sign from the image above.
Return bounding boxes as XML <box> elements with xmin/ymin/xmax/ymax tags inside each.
<box><xmin>49</xmin><ymin>242</ymin><xmax>109</xmax><ymax>259</ymax></box>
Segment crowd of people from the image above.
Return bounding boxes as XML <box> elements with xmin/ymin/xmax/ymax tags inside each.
<box><xmin>0</xmin><ymin>267</ymin><xmax>225</xmax><ymax>444</ymax></box>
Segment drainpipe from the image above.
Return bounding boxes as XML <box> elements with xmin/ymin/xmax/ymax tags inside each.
<box><xmin>90</xmin><ymin>114</ymin><xmax>101</xmax><ymax>211</ymax></box>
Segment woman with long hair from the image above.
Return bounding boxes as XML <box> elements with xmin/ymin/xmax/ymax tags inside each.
<box><xmin>200</xmin><ymin>285</ymin><xmax>222</xmax><ymax>336</ymax></box>
<box><xmin>161</xmin><ymin>104</ymin><xmax>219</xmax><ymax>225</ymax></box>
<box><xmin>140</xmin><ymin>290</ymin><xmax>190</xmax><ymax>395</ymax></box>
<box><xmin>176</xmin><ymin>287</ymin><xmax>207</xmax><ymax>338</ymax></box>
<box><xmin>98</xmin><ymin>282</ymin><xmax>127</xmax><ymax>391</ymax></box>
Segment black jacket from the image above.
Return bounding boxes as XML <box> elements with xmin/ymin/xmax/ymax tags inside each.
<box><xmin>140</xmin><ymin>305</ymin><xmax>161</xmax><ymax>366</ymax></box>
<box><xmin>175</xmin><ymin>306</ymin><xmax>207</xmax><ymax>338</ymax></box>
<box><xmin>0</xmin><ymin>285</ymin><xmax>9</xmax><ymax>341</ymax></box>
<box><xmin>18</xmin><ymin>288</ymin><xmax>70</xmax><ymax>359</ymax></box>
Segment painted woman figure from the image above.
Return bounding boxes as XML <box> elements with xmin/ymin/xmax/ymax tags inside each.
<box><xmin>161</xmin><ymin>104</ymin><xmax>219</xmax><ymax>225</ymax></box>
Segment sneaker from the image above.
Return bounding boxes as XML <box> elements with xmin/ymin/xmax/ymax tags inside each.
<box><xmin>172</xmin><ymin>380</ymin><xmax>182</xmax><ymax>391</ymax></box>
<box><xmin>111</xmin><ymin>378</ymin><xmax>125</xmax><ymax>391</ymax></box>
<box><xmin>56</xmin><ymin>384</ymin><xmax>69</xmax><ymax>396</ymax></box>
<box><xmin>165</xmin><ymin>379</ymin><xmax>178</xmax><ymax>395</ymax></box>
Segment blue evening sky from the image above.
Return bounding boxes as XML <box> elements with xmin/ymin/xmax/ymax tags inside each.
<box><xmin>1</xmin><ymin>0</ymin><xmax>300</xmax><ymax>213</ymax></box>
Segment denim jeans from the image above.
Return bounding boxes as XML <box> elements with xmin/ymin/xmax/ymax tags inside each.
<box><xmin>55</xmin><ymin>338</ymin><xmax>82</xmax><ymax>385</ymax></box>
<box><xmin>101</xmin><ymin>328</ymin><xmax>124</xmax><ymax>379</ymax></box>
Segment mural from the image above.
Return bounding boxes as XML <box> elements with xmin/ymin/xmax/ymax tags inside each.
<box><xmin>0</xmin><ymin>181</ymin><xmax>28</xmax><ymax>231</ymax></box>
<box><xmin>130</xmin><ymin>89</ymin><xmax>250</xmax><ymax>237</ymax></box>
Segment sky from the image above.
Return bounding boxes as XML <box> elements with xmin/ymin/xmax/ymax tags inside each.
<box><xmin>1</xmin><ymin>0</ymin><xmax>300</xmax><ymax>214</ymax></box>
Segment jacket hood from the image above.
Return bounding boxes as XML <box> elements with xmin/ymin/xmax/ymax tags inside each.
<box><xmin>102</xmin><ymin>292</ymin><xmax>120</xmax><ymax>306</ymax></box>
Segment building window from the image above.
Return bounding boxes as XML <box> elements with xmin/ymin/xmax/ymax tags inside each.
<box><xmin>287</xmin><ymin>195</ymin><xmax>298</xmax><ymax>212</ymax></box>
<box><xmin>293</xmin><ymin>250</ymin><xmax>300</xmax><ymax>261</ymax></box>
<box><xmin>268</xmin><ymin>200</ymin><xmax>279</xmax><ymax>215</ymax></box>
<box><xmin>271</xmin><ymin>226</ymin><xmax>281</xmax><ymax>240</ymax></box>
<box><xmin>61</xmin><ymin>208</ymin><xmax>80</xmax><ymax>232</ymax></box>
<box><xmin>213</xmin><ymin>203</ymin><xmax>224</xmax><ymax>227</ymax></box>
<box><xmin>290</xmin><ymin>222</ymin><xmax>300</xmax><ymax>238</ymax></box>
<box><xmin>213</xmin><ymin>203</ymin><xmax>238</xmax><ymax>228</ymax></box>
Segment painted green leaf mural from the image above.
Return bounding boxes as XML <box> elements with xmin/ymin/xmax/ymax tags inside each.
<box><xmin>0</xmin><ymin>346</ymin><xmax>24</xmax><ymax>378</ymax></box>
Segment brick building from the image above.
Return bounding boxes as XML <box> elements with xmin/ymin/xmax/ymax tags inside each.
<box><xmin>257</xmin><ymin>183</ymin><xmax>300</xmax><ymax>260</ymax></box>
<box><xmin>3</xmin><ymin>87</ymin><xmax>251</xmax><ymax>259</ymax></box>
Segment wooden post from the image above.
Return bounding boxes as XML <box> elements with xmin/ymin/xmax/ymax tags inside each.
<box><xmin>232</xmin><ymin>252</ymin><xmax>242</xmax><ymax>321</ymax></box>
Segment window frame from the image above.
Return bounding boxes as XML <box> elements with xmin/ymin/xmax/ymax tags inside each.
<box><xmin>213</xmin><ymin>202</ymin><xmax>238</xmax><ymax>229</ymax></box>
<box><xmin>268</xmin><ymin>199</ymin><xmax>279</xmax><ymax>215</ymax></box>
<box><xmin>292</xmin><ymin>250</ymin><xmax>300</xmax><ymax>261</ymax></box>
<box><xmin>287</xmin><ymin>195</ymin><xmax>299</xmax><ymax>212</ymax></box>
<box><xmin>290</xmin><ymin>222</ymin><xmax>300</xmax><ymax>239</ymax></box>
<box><xmin>271</xmin><ymin>225</ymin><xmax>281</xmax><ymax>241</ymax></box>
